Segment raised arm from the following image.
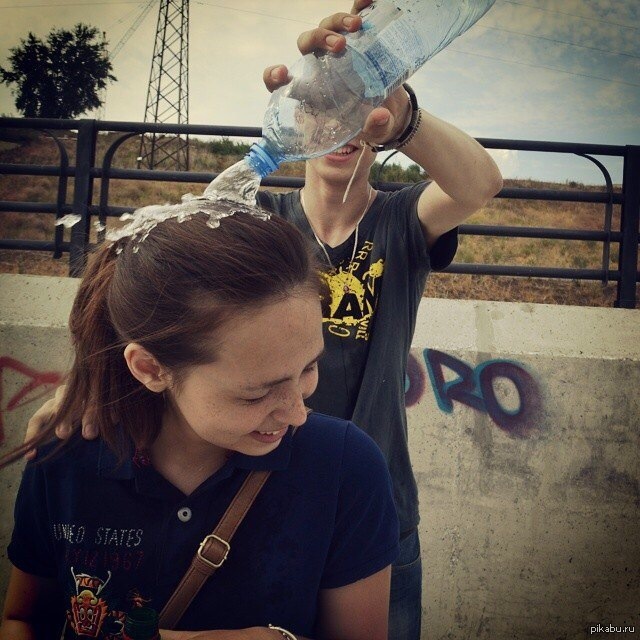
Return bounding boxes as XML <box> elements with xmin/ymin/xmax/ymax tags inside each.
<box><xmin>263</xmin><ymin>0</ymin><xmax>503</xmax><ymax>248</ymax></box>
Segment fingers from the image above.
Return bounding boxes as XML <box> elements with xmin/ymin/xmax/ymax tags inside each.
<box><xmin>362</xmin><ymin>107</ymin><xmax>398</xmax><ymax>146</ymax></box>
<box><xmin>24</xmin><ymin>396</ymin><xmax>54</xmax><ymax>459</ymax></box>
<box><xmin>81</xmin><ymin>410</ymin><xmax>99</xmax><ymax>440</ymax></box>
<box><xmin>351</xmin><ymin>0</ymin><xmax>373</xmax><ymax>13</ymax></box>
<box><xmin>297</xmin><ymin>13</ymin><xmax>362</xmax><ymax>56</ymax></box>
<box><xmin>264</xmin><ymin>10</ymin><xmax>366</xmax><ymax>94</ymax></box>
<box><xmin>296</xmin><ymin>27</ymin><xmax>344</xmax><ymax>56</ymax></box>
<box><xmin>361</xmin><ymin>85</ymin><xmax>413</xmax><ymax>146</ymax></box>
<box><xmin>318</xmin><ymin>12</ymin><xmax>361</xmax><ymax>34</ymax></box>
<box><xmin>24</xmin><ymin>385</ymin><xmax>67</xmax><ymax>459</ymax></box>
<box><xmin>263</xmin><ymin>64</ymin><xmax>289</xmax><ymax>93</ymax></box>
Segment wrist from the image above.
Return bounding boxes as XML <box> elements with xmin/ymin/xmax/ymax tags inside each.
<box><xmin>368</xmin><ymin>83</ymin><xmax>421</xmax><ymax>152</ymax></box>
<box><xmin>267</xmin><ymin>625</ymin><xmax>297</xmax><ymax>640</ymax></box>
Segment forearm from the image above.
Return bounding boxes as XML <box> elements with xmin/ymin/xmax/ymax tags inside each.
<box><xmin>402</xmin><ymin>108</ymin><xmax>503</xmax><ymax>207</ymax></box>
<box><xmin>0</xmin><ymin>619</ymin><xmax>38</xmax><ymax>640</ymax></box>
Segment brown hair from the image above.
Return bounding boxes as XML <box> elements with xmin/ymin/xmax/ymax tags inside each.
<box><xmin>1</xmin><ymin>203</ymin><xmax>323</xmax><ymax>466</ymax></box>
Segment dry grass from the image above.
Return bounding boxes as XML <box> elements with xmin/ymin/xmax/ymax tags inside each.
<box><xmin>0</xmin><ymin>131</ymin><xmax>635</xmax><ymax>308</ymax></box>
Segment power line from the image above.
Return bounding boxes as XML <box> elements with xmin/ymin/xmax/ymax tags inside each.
<box><xmin>193</xmin><ymin>0</ymin><xmax>314</xmax><ymax>26</ymax></box>
<box><xmin>104</xmin><ymin>2</ymin><xmax>146</xmax><ymax>33</ymax></box>
<box><xmin>500</xmin><ymin>0</ymin><xmax>640</xmax><ymax>32</ymax></box>
<box><xmin>480</xmin><ymin>24</ymin><xmax>640</xmax><ymax>60</ymax></box>
<box><xmin>447</xmin><ymin>46</ymin><xmax>640</xmax><ymax>89</ymax></box>
<box><xmin>0</xmin><ymin>1</ymin><xmax>142</xmax><ymax>8</ymax></box>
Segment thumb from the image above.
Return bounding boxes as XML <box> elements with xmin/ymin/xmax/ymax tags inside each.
<box><xmin>361</xmin><ymin>107</ymin><xmax>396</xmax><ymax>146</ymax></box>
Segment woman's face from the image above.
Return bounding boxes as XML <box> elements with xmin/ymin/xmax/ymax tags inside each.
<box><xmin>162</xmin><ymin>289</ymin><xmax>324</xmax><ymax>457</ymax></box>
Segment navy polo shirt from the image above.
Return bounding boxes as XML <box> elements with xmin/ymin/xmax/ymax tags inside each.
<box><xmin>8</xmin><ymin>413</ymin><xmax>399</xmax><ymax>637</ymax></box>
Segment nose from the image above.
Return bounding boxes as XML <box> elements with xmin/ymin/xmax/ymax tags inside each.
<box><xmin>273</xmin><ymin>386</ymin><xmax>310</xmax><ymax>427</ymax></box>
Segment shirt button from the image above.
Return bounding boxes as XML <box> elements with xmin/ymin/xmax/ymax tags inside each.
<box><xmin>177</xmin><ymin>507</ymin><xmax>192</xmax><ymax>522</ymax></box>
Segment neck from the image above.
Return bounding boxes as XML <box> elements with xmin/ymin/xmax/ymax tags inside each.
<box><xmin>151</xmin><ymin>406</ymin><xmax>227</xmax><ymax>496</ymax></box>
<box><xmin>301</xmin><ymin>172</ymin><xmax>374</xmax><ymax>247</ymax></box>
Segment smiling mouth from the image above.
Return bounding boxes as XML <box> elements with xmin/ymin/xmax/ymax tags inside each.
<box><xmin>328</xmin><ymin>143</ymin><xmax>359</xmax><ymax>157</ymax></box>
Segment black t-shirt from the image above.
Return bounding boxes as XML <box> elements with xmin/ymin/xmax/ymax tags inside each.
<box><xmin>258</xmin><ymin>183</ymin><xmax>457</xmax><ymax>531</ymax></box>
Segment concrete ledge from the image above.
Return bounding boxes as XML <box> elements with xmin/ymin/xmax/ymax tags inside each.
<box><xmin>1</xmin><ymin>274</ymin><xmax>638</xmax><ymax>638</ymax></box>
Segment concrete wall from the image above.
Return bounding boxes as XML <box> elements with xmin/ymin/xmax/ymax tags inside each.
<box><xmin>1</xmin><ymin>274</ymin><xmax>638</xmax><ymax>638</ymax></box>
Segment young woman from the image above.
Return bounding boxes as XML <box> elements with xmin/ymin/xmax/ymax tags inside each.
<box><xmin>0</xmin><ymin>200</ymin><xmax>399</xmax><ymax>640</ymax></box>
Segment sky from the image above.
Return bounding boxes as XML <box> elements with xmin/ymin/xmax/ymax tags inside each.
<box><xmin>0</xmin><ymin>0</ymin><xmax>639</xmax><ymax>185</ymax></box>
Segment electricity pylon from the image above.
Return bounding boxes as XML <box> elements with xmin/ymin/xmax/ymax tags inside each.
<box><xmin>138</xmin><ymin>0</ymin><xmax>189</xmax><ymax>171</ymax></box>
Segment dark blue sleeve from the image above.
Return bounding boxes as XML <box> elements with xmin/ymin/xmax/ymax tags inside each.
<box><xmin>320</xmin><ymin>423</ymin><xmax>399</xmax><ymax>589</ymax></box>
<box><xmin>7</xmin><ymin>460</ymin><xmax>57</xmax><ymax>578</ymax></box>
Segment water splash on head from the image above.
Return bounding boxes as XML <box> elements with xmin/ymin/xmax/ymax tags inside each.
<box><xmin>106</xmin><ymin>192</ymin><xmax>269</xmax><ymax>252</ymax></box>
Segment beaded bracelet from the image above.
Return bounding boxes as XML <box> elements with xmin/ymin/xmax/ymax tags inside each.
<box><xmin>268</xmin><ymin>624</ymin><xmax>298</xmax><ymax>640</ymax></box>
<box><xmin>367</xmin><ymin>83</ymin><xmax>422</xmax><ymax>152</ymax></box>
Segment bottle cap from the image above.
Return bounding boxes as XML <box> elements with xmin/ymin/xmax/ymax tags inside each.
<box><xmin>124</xmin><ymin>607</ymin><xmax>160</xmax><ymax>639</ymax></box>
<box><xmin>246</xmin><ymin>142</ymin><xmax>280</xmax><ymax>179</ymax></box>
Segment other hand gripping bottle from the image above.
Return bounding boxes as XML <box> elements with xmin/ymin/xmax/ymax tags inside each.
<box><xmin>123</xmin><ymin>607</ymin><xmax>161</xmax><ymax>640</ymax></box>
<box><xmin>245</xmin><ymin>0</ymin><xmax>496</xmax><ymax>178</ymax></box>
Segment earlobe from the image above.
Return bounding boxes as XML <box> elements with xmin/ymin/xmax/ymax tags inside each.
<box><xmin>123</xmin><ymin>343</ymin><xmax>169</xmax><ymax>393</ymax></box>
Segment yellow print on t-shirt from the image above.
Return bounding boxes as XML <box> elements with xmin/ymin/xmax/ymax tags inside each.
<box><xmin>322</xmin><ymin>248</ymin><xmax>384</xmax><ymax>341</ymax></box>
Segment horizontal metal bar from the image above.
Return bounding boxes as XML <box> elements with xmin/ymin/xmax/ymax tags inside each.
<box><xmin>0</xmin><ymin>164</ymin><xmax>74</xmax><ymax>177</ymax></box>
<box><xmin>476</xmin><ymin>138</ymin><xmax>625</xmax><ymax>156</ymax></box>
<box><xmin>376</xmin><ymin>181</ymin><xmax>621</xmax><ymax>204</ymax></box>
<box><xmin>460</xmin><ymin>225</ymin><xmax>622</xmax><ymax>242</ymax></box>
<box><xmin>1</xmin><ymin>118</ymin><xmax>626</xmax><ymax>156</ymax></box>
<box><xmin>498</xmin><ymin>187</ymin><xmax>623</xmax><ymax>204</ymax></box>
<box><xmin>92</xmin><ymin>168</ymin><xmax>621</xmax><ymax>205</ymax></box>
<box><xmin>0</xmin><ymin>239</ymin><xmax>71</xmax><ymax>251</ymax></box>
<box><xmin>0</xmin><ymin>201</ymin><xmax>73</xmax><ymax>214</ymax></box>
<box><xmin>444</xmin><ymin>263</ymin><xmax>634</xmax><ymax>281</ymax></box>
<box><xmin>0</xmin><ymin>162</ymin><xmax>624</xmax><ymax>206</ymax></box>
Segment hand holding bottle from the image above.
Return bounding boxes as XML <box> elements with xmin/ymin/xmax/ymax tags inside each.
<box><xmin>263</xmin><ymin>1</ymin><xmax>411</xmax><ymax>150</ymax></box>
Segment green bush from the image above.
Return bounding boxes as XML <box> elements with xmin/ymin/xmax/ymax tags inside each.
<box><xmin>207</xmin><ymin>137</ymin><xmax>250</xmax><ymax>156</ymax></box>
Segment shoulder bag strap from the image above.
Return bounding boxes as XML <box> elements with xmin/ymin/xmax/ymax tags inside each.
<box><xmin>159</xmin><ymin>469</ymin><xmax>272</xmax><ymax>629</ymax></box>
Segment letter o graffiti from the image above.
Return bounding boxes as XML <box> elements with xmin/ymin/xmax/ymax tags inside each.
<box><xmin>477</xmin><ymin>361</ymin><xmax>542</xmax><ymax>438</ymax></box>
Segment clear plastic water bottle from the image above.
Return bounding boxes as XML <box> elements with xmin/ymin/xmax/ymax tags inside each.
<box><xmin>244</xmin><ymin>0</ymin><xmax>496</xmax><ymax>178</ymax></box>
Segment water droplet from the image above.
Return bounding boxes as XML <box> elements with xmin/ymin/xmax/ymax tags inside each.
<box><xmin>55</xmin><ymin>214</ymin><xmax>81</xmax><ymax>228</ymax></box>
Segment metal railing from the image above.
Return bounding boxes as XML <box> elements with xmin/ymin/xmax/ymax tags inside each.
<box><xmin>0</xmin><ymin>117</ymin><xmax>638</xmax><ymax>308</ymax></box>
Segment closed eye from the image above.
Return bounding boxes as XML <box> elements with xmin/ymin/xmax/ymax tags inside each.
<box><xmin>241</xmin><ymin>391</ymin><xmax>270</xmax><ymax>405</ymax></box>
<box><xmin>240</xmin><ymin>360</ymin><xmax>319</xmax><ymax>405</ymax></box>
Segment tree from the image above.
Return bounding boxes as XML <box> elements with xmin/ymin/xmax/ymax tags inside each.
<box><xmin>0</xmin><ymin>23</ymin><xmax>116</xmax><ymax>119</ymax></box>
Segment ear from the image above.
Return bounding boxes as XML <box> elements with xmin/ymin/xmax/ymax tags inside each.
<box><xmin>123</xmin><ymin>343</ymin><xmax>170</xmax><ymax>393</ymax></box>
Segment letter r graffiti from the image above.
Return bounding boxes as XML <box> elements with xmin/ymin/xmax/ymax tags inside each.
<box><xmin>424</xmin><ymin>349</ymin><xmax>486</xmax><ymax>414</ymax></box>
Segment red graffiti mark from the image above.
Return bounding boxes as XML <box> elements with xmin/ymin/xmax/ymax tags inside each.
<box><xmin>405</xmin><ymin>352</ymin><xmax>426</xmax><ymax>408</ymax></box>
<box><xmin>0</xmin><ymin>356</ymin><xmax>63</xmax><ymax>445</ymax></box>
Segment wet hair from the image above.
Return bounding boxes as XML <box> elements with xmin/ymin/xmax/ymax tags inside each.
<box><xmin>1</xmin><ymin>202</ymin><xmax>324</xmax><ymax>466</ymax></box>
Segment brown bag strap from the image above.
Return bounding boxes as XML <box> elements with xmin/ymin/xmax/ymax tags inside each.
<box><xmin>159</xmin><ymin>469</ymin><xmax>272</xmax><ymax>629</ymax></box>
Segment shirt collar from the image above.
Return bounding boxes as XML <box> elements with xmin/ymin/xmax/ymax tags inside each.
<box><xmin>228</xmin><ymin>426</ymin><xmax>294</xmax><ymax>471</ymax></box>
<box><xmin>98</xmin><ymin>425</ymin><xmax>295</xmax><ymax>480</ymax></box>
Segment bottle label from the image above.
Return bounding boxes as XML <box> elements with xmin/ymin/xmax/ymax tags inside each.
<box><xmin>348</xmin><ymin>4</ymin><xmax>426</xmax><ymax>98</ymax></box>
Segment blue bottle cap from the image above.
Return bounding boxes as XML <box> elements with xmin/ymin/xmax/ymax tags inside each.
<box><xmin>246</xmin><ymin>142</ymin><xmax>280</xmax><ymax>179</ymax></box>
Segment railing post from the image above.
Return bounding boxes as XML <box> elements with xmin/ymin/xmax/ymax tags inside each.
<box><xmin>615</xmin><ymin>145</ymin><xmax>640</xmax><ymax>308</ymax></box>
<box><xmin>69</xmin><ymin>119</ymin><xmax>97</xmax><ymax>277</ymax></box>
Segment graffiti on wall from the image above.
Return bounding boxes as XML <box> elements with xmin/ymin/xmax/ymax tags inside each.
<box><xmin>0</xmin><ymin>357</ymin><xmax>62</xmax><ymax>445</ymax></box>
<box><xmin>406</xmin><ymin>349</ymin><xmax>543</xmax><ymax>438</ymax></box>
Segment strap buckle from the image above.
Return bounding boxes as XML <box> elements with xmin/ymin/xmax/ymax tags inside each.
<box><xmin>197</xmin><ymin>534</ymin><xmax>230</xmax><ymax>569</ymax></box>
